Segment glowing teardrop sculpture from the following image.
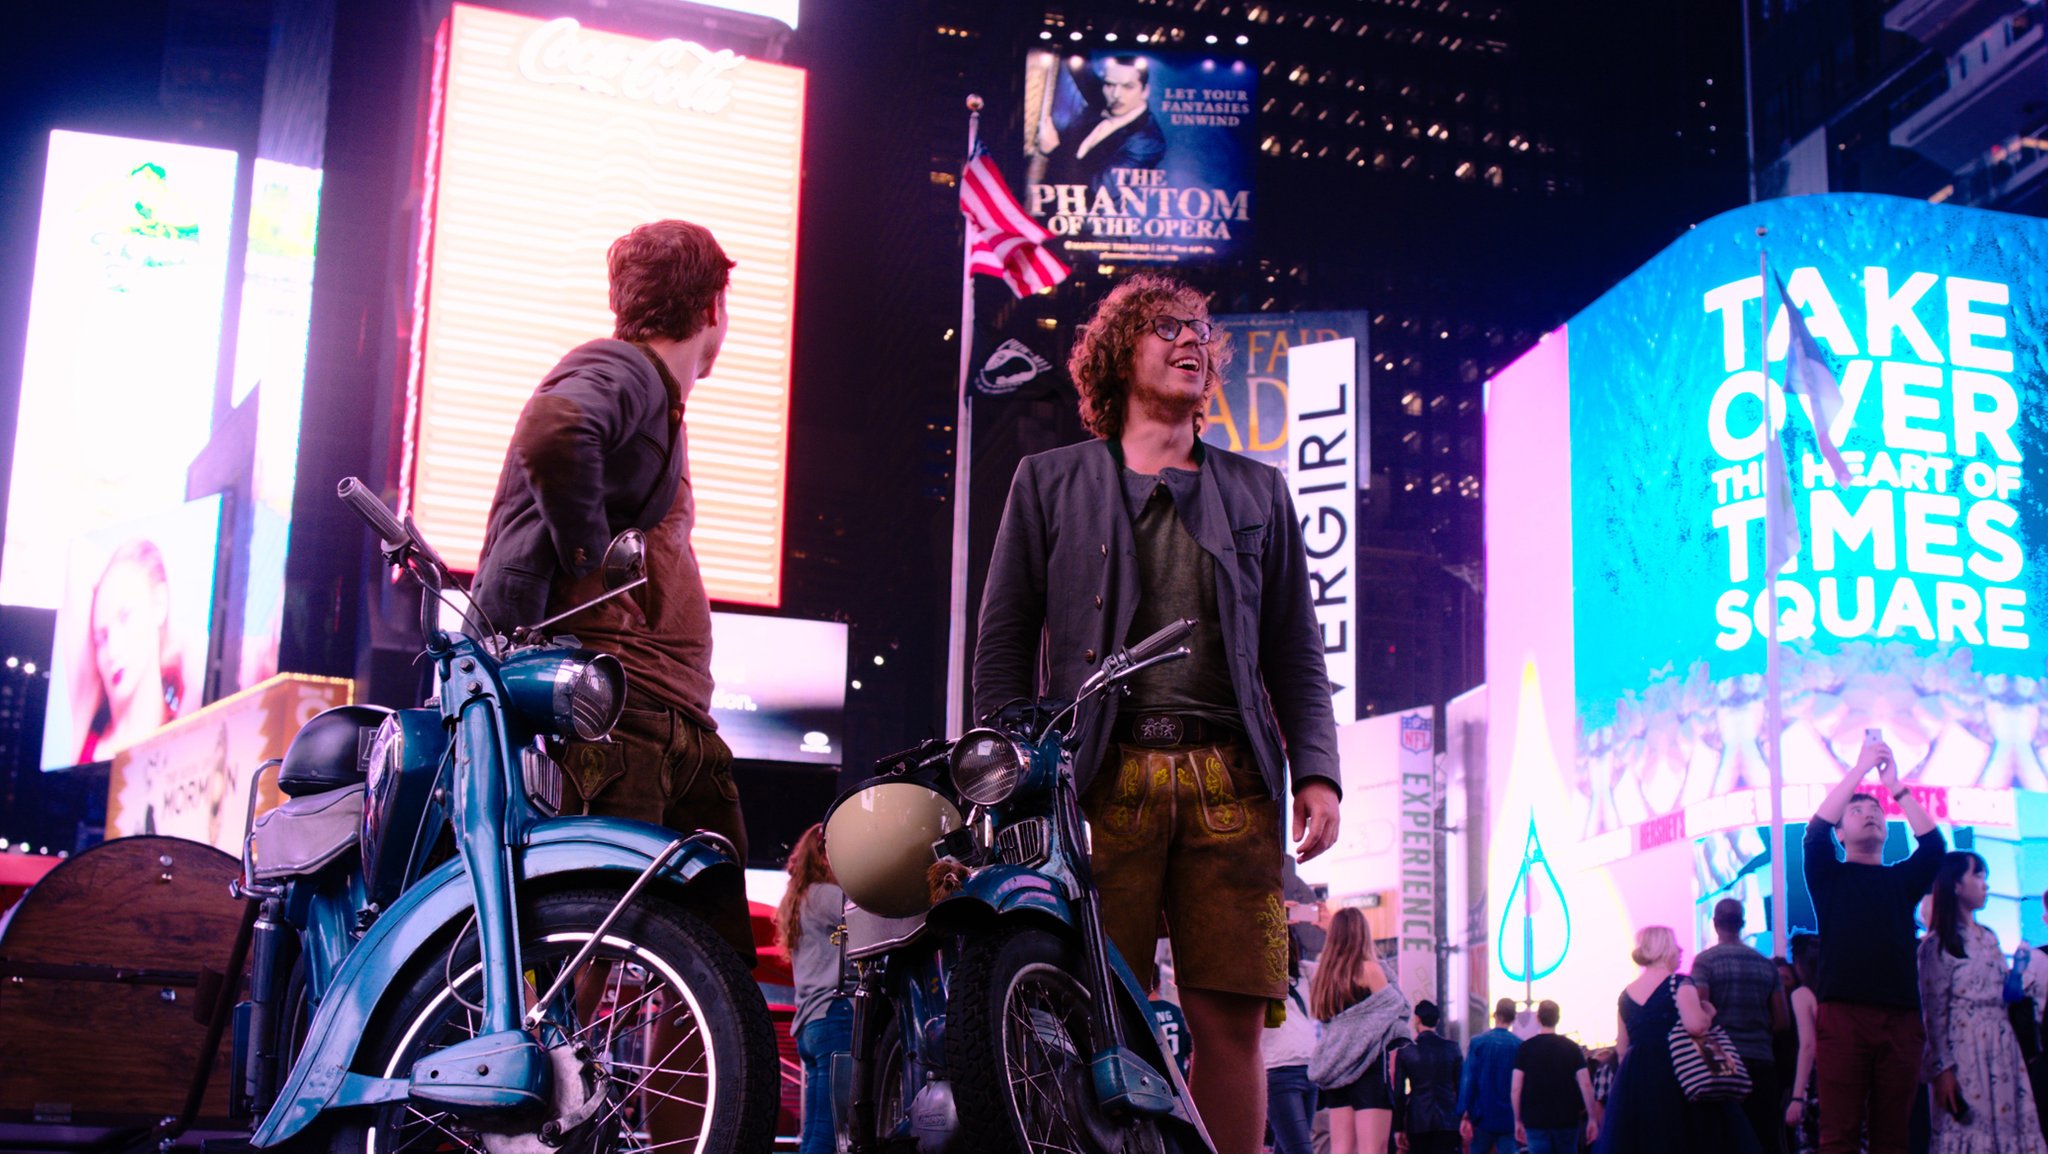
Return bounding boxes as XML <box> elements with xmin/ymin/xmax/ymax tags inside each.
<box><xmin>1496</xmin><ymin>816</ymin><xmax>1571</xmax><ymax>983</ymax></box>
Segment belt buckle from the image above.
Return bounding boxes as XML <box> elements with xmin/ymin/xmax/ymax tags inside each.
<box><xmin>1134</xmin><ymin>713</ymin><xmax>1184</xmax><ymax>746</ymax></box>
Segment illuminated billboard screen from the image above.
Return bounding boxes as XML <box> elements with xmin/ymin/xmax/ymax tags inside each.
<box><xmin>3</xmin><ymin>131</ymin><xmax>238</xmax><ymax>612</ymax></box>
<box><xmin>43</xmin><ymin>498</ymin><xmax>224</xmax><ymax>769</ymax></box>
<box><xmin>407</xmin><ymin>4</ymin><xmax>805</xmax><ymax>606</ymax></box>
<box><xmin>708</xmin><ymin>612</ymin><xmax>847</xmax><ymax>764</ymax></box>
<box><xmin>232</xmin><ymin>158</ymin><xmax>323</xmax><ymax>690</ymax></box>
<box><xmin>1485</xmin><ymin>193</ymin><xmax>2048</xmax><ymax>1028</ymax></box>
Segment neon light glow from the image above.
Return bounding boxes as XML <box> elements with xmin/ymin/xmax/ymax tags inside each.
<box><xmin>406</xmin><ymin>5</ymin><xmax>805</xmax><ymax>605</ymax></box>
<box><xmin>1485</xmin><ymin>194</ymin><xmax>2048</xmax><ymax>1031</ymax></box>
<box><xmin>3</xmin><ymin>131</ymin><xmax>238</xmax><ymax>610</ymax></box>
<box><xmin>1497</xmin><ymin>817</ymin><xmax>1571</xmax><ymax>984</ymax></box>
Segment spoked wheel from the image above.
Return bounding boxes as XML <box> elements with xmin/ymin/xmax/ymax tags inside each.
<box><xmin>949</xmin><ymin>927</ymin><xmax>1169</xmax><ymax>1154</ymax></box>
<box><xmin>346</xmin><ymin>888</ymin><xmax>776</xmax><ymax>1154</ymax></box>
<box><xmin>865</xmin><ymin>1014</ymin><xmax>921</xmax><ymax>1153</ymax></box>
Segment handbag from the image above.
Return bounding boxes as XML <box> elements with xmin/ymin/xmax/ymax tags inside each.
<box><xmin>1666</xmin><ymin>977</ymin><xmax>1752</xmax><ymax>1102</ymax></box>
<box><xmin>2005</xmin><ymin>945</ymin><xmax>2040</xmax><ymax>1062</ymax></box>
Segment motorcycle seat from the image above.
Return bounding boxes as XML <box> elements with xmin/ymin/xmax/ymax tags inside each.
<box><xmin>844</xmin><ymin>903</ymin><xmax>930</xmax><ymax>960</ymax></box>
<box><xmin>249</xmin><ymin>784</ymin><xmax>365</xmax><ymax>881</ymax></box>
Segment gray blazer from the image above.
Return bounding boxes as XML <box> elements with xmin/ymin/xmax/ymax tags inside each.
<box><xmin>972</xmin><ymin>437</ymin><xmax>1342</xmax><ymax>801</ymax></box>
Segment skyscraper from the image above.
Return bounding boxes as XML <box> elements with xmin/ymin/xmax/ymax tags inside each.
<box><xmin>1752</xmin><ymin>0</ymin><xmax>2048</xmax><ymax>212</ymax></box>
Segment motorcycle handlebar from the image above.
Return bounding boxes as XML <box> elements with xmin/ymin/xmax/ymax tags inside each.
<box><xmin>338</xmin><ymin>477</ymin><xmax>413</xmax><ymax>551</ymax></box>
<box><xmin>873</xmin><ymin>736</ymin><xmax>952</xmax><ymax>775</ymax></box>
<box><xmin>1124</xmin><ymin>617</ymin><xmax>1196</xmax><ymax>665</ymax></box>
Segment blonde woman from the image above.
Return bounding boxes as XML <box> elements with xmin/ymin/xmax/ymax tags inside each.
<box><xmin>1309</xmin><ymin>907</ymin><xmax>1410</xmax><ymax>1153</ymax></box>
<box><xmin>75</xmin><ymin>539</ymin><xmax>190</xmax><ymax>763</ymax></box>
<box><xmin>774</xmin><ymin>824</ymin><xmax>849</xmax><ymax>1154</ymax></box>
<box><xmin>1596</xmin><ymin>926</ymin><xmax>1757</xmax><ymax>1154</ymax></box>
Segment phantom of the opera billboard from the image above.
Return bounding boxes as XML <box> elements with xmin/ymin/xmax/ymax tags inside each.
<box><xmin>1485</xmin><ymin>193</ymin><xmax>2048</xmax><ymax>1034</ymax></box>
<box><xmin>1022</xmin><ymin>49</ymin><xmax>1253</xmax><ymax>266</ymax></box>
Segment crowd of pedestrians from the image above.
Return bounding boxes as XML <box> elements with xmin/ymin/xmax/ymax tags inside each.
<box><xmin>1237</xmin><ymin>732</ymin><xmax>2048</xmax><ymax>1154</ymax></box>
<box><xmin>1578</xmin><ymin>734</ymin><xmax>2048</xmax><ymax>1154</ymax></box>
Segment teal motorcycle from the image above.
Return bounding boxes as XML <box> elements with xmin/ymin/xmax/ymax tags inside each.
<box><xmin>825</xmin><ymin>617</ymin><xmax>1213</xmax><ymax>1154</ymax></box>
<box><xmin>228</xmin><ymin>478</ymin><xmax>777</xmax><ymax>1152</ymax></box>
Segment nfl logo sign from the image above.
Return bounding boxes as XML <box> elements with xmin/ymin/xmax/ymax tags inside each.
<box><xmin>1400</xmin><ymin>715</ymin><xmax>1433</xmax><ymax>754</ymax></box>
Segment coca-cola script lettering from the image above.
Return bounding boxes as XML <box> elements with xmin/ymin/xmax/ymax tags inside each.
<box><xmin>518</xmin><ymin>17</ymin><xmax>743</xmax><ymax>114</ymax></box>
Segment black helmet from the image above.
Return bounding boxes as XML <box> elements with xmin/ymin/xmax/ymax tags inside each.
<box><xmin>278</xmin><ymin>705</ymin><xmax>394</xmax><ymax>796</ymax></box>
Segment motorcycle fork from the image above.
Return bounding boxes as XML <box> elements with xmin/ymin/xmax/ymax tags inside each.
<box><xmin>450</xmin><ymin>694</ymin><xmax>526</xmax><ymax>1034</ymax></box>
<box><xmin>395</xmin><ymin>675</ymin><xmax>551</xmax><ymax>1111</ymax></box>
<box><xmin>1055</xmin><ymin>775</ymin><xmax>1128</xmax><ymax>1055</ymax></box>
<box><xmin>1058</xmin><ymin>776</ymin><xmax>1186</xmax><ymax>1125</ymax></box>
<box><xmin>847</xmin><ymin>958</ymin><xmax>890</xmax><ymax>1153</ymax></box>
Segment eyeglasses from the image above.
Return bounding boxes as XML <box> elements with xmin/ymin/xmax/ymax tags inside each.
<box><xmin>1149</xmin><ymin>315</ymin><xmax>1214</xmax><ymax>345</ymax></box>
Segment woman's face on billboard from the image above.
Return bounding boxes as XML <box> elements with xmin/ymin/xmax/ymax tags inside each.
<box><xmin>91</xmin><ymin>557</ymin><xmax>167</xmax><ymax>717</ymax></box>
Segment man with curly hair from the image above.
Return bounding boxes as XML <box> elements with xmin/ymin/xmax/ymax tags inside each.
<box><xmin>471</xmin><ymin>218</ymin><xmax>748</xmax><ymax>875</ymax></box>
<box><xmin>974</xmin><ymin>272</ymin><xmax>1343</xmax><ymax>1151</ymax></box>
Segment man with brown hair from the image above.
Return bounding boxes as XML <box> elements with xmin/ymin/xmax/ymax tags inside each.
<box><xmin>472</xmin><ymin>218</ymin><xmax>746</xmax><ymax>866</ymax></box>
<box><xmin>1803</xmin><ymin>734</ymin><xmax>1943</xmax><ymax>1154</ymax></box>
<box><xmin>974</xmin><ymin>272</ymin><xmax>1342</xmax><ymax>1153</ymax></box>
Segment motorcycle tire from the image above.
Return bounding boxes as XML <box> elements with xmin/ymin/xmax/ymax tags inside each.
<box><xmin>338</xmin><ymin>887</ymin><xmax>777</xmax><ymax>1154</ymax></box>
<box><xmin>866</xmin><ymin>1013</ymin><xmax>912</xmax><ymax>1153</ymax></box>
<box><xmin>947</xmin><ymin>925</ymin><xmax>1175</xmax><ymax>1154</ymax></box>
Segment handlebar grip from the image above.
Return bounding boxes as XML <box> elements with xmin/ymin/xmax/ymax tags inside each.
<box><xmin>337</xmin><ymin>477</ymin><xmax>413</xmax><ymax>549</ymax></box>
<box><xmin>1125</xmin><ymin>617</ymin><xmax>1196</xmax><ymax>664</ymax></box>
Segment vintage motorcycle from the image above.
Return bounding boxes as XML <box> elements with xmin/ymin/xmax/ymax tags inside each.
<box><xmin>823</xmin><ymin>618</ymin><xmax>1214</xmax><ymax>1154</ymax></box>
<box><xmin>227</xmin><ymin>477</ymin><xmax>777</xmax><ymax>1152</ymax></box>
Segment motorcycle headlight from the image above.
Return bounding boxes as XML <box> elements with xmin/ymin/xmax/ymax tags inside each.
<box><xmin>951</xmin><ymin>728</ymin><xmax>1031</xmax><ymax>807</ymax></box>
<box><xmin>497</xmin><ymin>648</ymin><xmax>626</xmax><ymax>740</ymax></box>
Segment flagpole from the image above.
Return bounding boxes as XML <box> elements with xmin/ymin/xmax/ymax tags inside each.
<box><xmin>945</xmin><ymin>95</ymin><xmax>983</xmax><ymax>738</ymax></box>
<box><xmin>1740</xmin><ymin>0</ymin><xmax>1758</xmax><ymax>204</ymax></box>
<box><xmin>1761</xmin><ymin>232</ymin><xmax>1790</xmax><ymax>960</ymax></box>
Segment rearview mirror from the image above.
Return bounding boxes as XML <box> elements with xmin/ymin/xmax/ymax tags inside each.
<box><xmin>602</xmin><ymin>529</ymin><xmax>647</xmax><ymax>592</ymax></box>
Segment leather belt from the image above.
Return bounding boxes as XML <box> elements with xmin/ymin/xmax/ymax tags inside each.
<box><xmin>1113</xmin><ymin>712</ymin><xmax>1236</xmax><ymax>748</ymax></box>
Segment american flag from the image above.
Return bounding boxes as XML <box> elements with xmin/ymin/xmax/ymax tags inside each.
<box><xmin>1775</xmin><ymin>273</ymin><xmax>1852</xmax><ymax>484</ymax></box>
<box><xmin>961</xmin><ymin>145</ymin><xmax>1070</xmax><ymax>298</ymax></box>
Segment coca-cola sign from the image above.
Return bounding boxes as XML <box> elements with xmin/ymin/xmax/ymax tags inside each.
<box><xmin>517</xmin><ymin>17</ymin><xmax>744</xmax><ymax>114</ymax></box>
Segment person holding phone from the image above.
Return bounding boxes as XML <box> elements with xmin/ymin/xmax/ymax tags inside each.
<box><xmin>1916</xmin><ymin>851</ymin><xmax>2046</xmax><ymax>1152</ymax></box>
<box><xmin>1802</xmin><ymin>731</ymin><xmax>1946</xmax><ymax>1154</ymax></box>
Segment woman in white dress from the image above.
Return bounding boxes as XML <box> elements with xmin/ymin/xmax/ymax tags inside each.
<box><xmin>1918</xmin><ymin>850</ymin><xmax>2046</xmax><ymax>1154</ymax></box>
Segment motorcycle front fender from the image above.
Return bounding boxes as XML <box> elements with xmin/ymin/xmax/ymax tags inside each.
<box><xmin>250</xmin><ymin>818</ymin><xmax>745</xmax><ymax>1147</ymax></box>
<box><xmin>930</xmin><ymin>867</ymin><xmax>1157</xmax><ymax>1002</ymax></box>
<box><xmin>930</xmin><ymin>867</ymin><xmax>1155</xmax><ymax>1009</ymax></box>
<box><xmin>928</xmin><ymin>863</ymin><xmax>1073</xmax><ymax>930</ymax></box>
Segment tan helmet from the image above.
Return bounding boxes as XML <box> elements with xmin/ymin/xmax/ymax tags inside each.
<box><xmin>823</xmin><ymin>780</ymin><xmax>964</xmax><ymax>918</ymax></box>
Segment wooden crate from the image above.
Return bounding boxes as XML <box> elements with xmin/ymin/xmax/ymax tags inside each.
<box><xmin>0</xmin><ymin>836</ymin><xmax>244</xmax><ymax>1127</ymax></box>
